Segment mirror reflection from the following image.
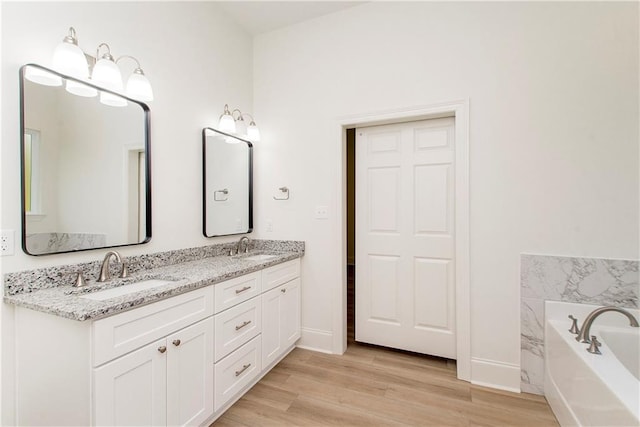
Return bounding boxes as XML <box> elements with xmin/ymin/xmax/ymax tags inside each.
<box><xmin>20</xmin><ymin>64</ymin><xmax>151</xmax><ymax>255</ymax></box>
<box><xmin>202</xmin><ymin>128</ymin><xmax>252</xmax><ymax>237</ymax></box>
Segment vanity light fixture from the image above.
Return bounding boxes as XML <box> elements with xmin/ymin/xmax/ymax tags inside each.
<box><xmin>218</xmin><ymin>104</ymin><xmax>261</xmax><ymax>142</ymax></box>
<box><xmin>28</xmin><ymin>26</ymin><xmax>154</xmax><ymax>106</ymax></box>
<box><xmin>117</xmin><ymin>55</ymin><xmax>154</xmax><ymax>102</ymax></box>
<box><xmin>218</xmin><ymin>104</ymin><xmax>236</xmax><ymax>134</ymax></box>
<box><xmin>91</xmin><ymin>43</ymin><xmax>126</xmax><ymax>106</ymax></box>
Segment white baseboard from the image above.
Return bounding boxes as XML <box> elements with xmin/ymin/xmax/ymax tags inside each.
<box><xmin>471</xmin><ymin>357</ymin><xmax>521</xmax><ymax>393</ymax></box>
<box><xmin>297</xmin><ymin>327</ymin><xmax>333</xmax><ymax>353</ymax></box>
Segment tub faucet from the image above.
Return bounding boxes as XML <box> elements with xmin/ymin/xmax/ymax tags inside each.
<box><xmin>576</xmin><ymin>306</ymin><xmax>639</xmax><ymax>344</ymax></box>
<box><xmin>97</xmin><ymin>250</ymin><xmax>128</xmax><ymax>282</ymax></box>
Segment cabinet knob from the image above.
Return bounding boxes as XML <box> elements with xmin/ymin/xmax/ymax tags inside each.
<box><xmin>281</xmin><ymin>288</ymin><xmax>286</xmax><ymax>293</ymax></box>
<box><xmin>158</xmin><ymin>346</ymin><xmax>167</xmax><ymax>354</ymax></box>
<box><xmin>172</xmin><ymin>339</ymin><xmax>181</xmax><ymax>346</ymax></box>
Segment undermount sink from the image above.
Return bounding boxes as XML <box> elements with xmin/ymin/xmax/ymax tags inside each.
<box><xmin>79</xmin><ymin>279</ymin><xmax>177</xmax><ymax>301</ymax></box>
<box><xmin>244</xmin><ymin>254</ymin><xmax>277</xmax><ymax>262</ymax></box>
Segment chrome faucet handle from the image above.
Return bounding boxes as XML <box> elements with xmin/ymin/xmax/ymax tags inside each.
<box><xmin>568</xmin><ymin>315</ymin><xmax>580</xmax><ymax>335</ymax></box>
<box><xmin>119</xmin><ymin>262</ymin><xmax>129</xmax><ymax>279</ymax></box>
<box><xmin>587</xmin><ymin>336</ymin><xmax>602</xmax><ymax>355</ymax></box>
<box><xmin>72</xmin><ymin>271</ymin><xmax>87</xmax><ymax>288</ymax></box>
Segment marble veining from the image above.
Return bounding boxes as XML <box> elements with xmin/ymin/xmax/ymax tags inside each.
<box><xmin>520</xmin><ymin>254</ymin><xmax>639</xmax><ymax>394</ymax></box>
<box><xmin>26</xmin><ymin>232</ymin><xmax>107</xmax><ymax>253</ymax></box>
<box><xmin>3</xmin><ymin>240</ymin><xmax>304</xmax><ymax>321</ymax></box>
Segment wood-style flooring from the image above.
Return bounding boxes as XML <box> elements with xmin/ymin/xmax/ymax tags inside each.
<box><xmin>214</xmin><ymin>268</ymin><xmax>559</xmax><ymax>426</ymax></box>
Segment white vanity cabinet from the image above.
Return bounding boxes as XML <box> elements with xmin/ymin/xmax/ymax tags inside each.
<box><xmin>262</xmin><ymin>278</ymin><xmax>301</xmax><ymax>368</ymax></box>
<box><xmin>93</xmin><ymin>317</ymin><xmax>214</xmax><ymax>426</ymax></box>
<box><xmin>12</xmin><ymin>257</ymin><xmax>301</xmax><ymax>427</ymax></box>
<box><xmin>211</xmin><ymin>259</ymin><xmax>301</xmax><ymax>414</ymax></box>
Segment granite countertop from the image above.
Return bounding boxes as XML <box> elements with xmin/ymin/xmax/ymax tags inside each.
<box><xmin>4</xmin><ymin>250</ymin><xmax>302</xmax><ymax>322</ymax></box>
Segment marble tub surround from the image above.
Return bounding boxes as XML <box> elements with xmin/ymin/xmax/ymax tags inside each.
<box><xmin>520</xmin><ymin>254</ymin><xmax>639</xmax><ymax>394</ymax></box>
<box><xmin>4</xmin><ymin>239</ymin><xmax>304</xmax><ymax>296</ymax></box>
<box><xmin>4</xmin><ymin>246</ymin><xmax>303</xmax><ymax>321</ymax></box>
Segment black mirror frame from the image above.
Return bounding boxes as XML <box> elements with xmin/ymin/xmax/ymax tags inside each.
<box><xmin>202</xmin><ymin>127</ymin><xmax>253</xmax><ymax>238</ymax></box>
<box><xmin>19</xmin><ymin>63</ymin><xmax>152</xmax><ymax>256</ymax></box>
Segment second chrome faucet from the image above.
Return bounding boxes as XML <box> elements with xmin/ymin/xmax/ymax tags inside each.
<box><xmin>98</xmin><ymin>250</ymin><xmax>128</xmax><ymax>282</ymax></box>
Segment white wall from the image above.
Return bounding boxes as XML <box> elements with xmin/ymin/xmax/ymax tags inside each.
<box><xmin>251</xmin><ymin>2</ymin><xmax>639</xmax><ymax>389</ymax></box>
<box><xmin>0</xmin><ymin>2</ymin><xmax>253</xmax><ymax>423</ymax></box>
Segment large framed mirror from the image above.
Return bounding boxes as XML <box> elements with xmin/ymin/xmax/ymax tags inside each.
<box><xmin>202</xmin><ymin>127</ymin><xmax>252</xmax><ymax>237</ymax></box>
<box><xmin>20</xmin><ymin>64</ymin><xmax>151</xmax><ymax>256</ymax></box>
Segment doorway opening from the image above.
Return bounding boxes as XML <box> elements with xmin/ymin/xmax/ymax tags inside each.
<box><xmin>339</xmin><ymin>101</ymin><xmax>470</xmax><ymax>381</ymax></box>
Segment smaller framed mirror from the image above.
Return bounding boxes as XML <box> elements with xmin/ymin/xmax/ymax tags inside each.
<box><xmin>202</xmin><ymin>128</ymin><xmax>253</xmax><ymax>237</ymax></box>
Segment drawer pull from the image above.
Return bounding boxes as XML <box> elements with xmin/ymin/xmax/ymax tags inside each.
<box><xmin>172</xmin><ymin>339</ymin><xmax>181</xmax><ymax>346</ymax></box>
<box><xmin>235</xmin><ymin>286</ymin><xmax>252</xmax><ymax>295</ymax></box>
<box><xmin>158</xmin><ymin>346</ymin><xmax>167</xmax><ymax>354</ymax></box>
<box><xmin>281</xmin><ymin>288</ymin><xmax>286</xmax><ymax>293</ymax></box>
<box><xmin>235</xmin><ymin>320</ymin><xmax>252</xmax><ymax>331</ymax></box>
<box><xmin>235</xmin><ymin>363</ymin><xmax>251</xmax><ymax>377</ymax></box>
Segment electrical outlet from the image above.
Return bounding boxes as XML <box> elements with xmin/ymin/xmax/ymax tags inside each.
<box><xmin>266</xmin><ymin>219</ymin><xmax>273</xmax><ymax>232</ymax></box>
<box><xmin>1</xmin><ymin>229</ymin><xmax>15</xmax><ymax>256</ymax></box>
<box><xmin>315</xmin><ymin>206</ymin><xmax>329</xmax><ymax>219</ymax></box>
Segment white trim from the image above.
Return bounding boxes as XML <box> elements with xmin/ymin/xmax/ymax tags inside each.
<box><xmin>471</xmin><ymin>357</ymin><xmax>521</xmax><ymax>392</ymax></box>
<box><xmin>334</xmin><ymin>100</ymin><xmax>471</xmax><ymax>382</ymax></box>
<box><xmin>298</xmin><ymin>327</ymin><xmax>334</xmax><ymax>353</ymax></box>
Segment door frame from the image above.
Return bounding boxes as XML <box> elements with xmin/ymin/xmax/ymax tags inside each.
<box><xmin>334</xmin><ymin>100</ymin><xmax>470</xmax><ymax>381</ymax></box>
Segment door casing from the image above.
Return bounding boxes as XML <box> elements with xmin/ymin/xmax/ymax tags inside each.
<box><xmin>335</xmin><ymin>100</ymin><xmax>470</xmax><ymax>381</ymax></box>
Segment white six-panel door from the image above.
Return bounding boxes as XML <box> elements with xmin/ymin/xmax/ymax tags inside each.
<box><xmin>355</xmin><ymin>117</ymin><xmax>457</xmax><ymax>359</ymax></box>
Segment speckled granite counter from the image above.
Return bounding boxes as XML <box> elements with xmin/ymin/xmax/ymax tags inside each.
<box><xmin>4</xmin><ymin>240</ymin><xmax>304</xmax><ymax>321</ymax></box>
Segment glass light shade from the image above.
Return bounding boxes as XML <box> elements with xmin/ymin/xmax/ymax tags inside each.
<box><xmin>25</xmin><ymin>67</ymin><xmax>62</xmax><ymax>86</ymax></box>
<box><xmin>65</xmin><ymin>80</ymin><xmax>98</xmax><ymax>97</ymax></box>
<box><xmin>91</xmin><ymin>58</ymin><xmax>123</xmax><ymax>92</ymax></box>
<box><xmin>247</xmin><ymin>123</ymin><xmax>261</xmax><ymax>142</ymax></box>
<box><xmin>126</xmin><ymin>72</ymin><xmax>153</xmax><ymax>102</ymax></box>
<box><xmin>100</xmin><ymin>91</ymin><xmax>128</xmax><ymax>107</ymax></box>
<box><xmin>219</xmin><ymin>114</ymin><xmax>236</xmax><ymax>134</ymax></box>
<box><xmin>235</xmin><ymin>118</ymin><xmax>248</xmax><ymax>139</ymax></box>
<box><xmin>52</xmin><ymin>41</ymin><xmax>89</xmax><ymax>78</ymax></box>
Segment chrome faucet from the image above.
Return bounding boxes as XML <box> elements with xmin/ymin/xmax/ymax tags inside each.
<box><xmin>97</xmin><ymin>251</ymin><xmax>128</xmax><ymax>282</ymax></box>
<box><xmin>576</xmin><ymin>306</ymin><xmax>639</xmax><ymax>344</ymax></box>
<box><xmin>237</xmin><ymin>236</ymin><xmax>250</xmax><ymax>254</ymax></box>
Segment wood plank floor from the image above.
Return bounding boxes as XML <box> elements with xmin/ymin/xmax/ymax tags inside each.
<box><xmin>214</xmin><ymin>268</ymin><xmax>558</xmax><ymax>426</ymax></box>
<box><xmin>213</xmin><ymin>342</ymin><xmax>559</xmax><ymax>426</ymax></box>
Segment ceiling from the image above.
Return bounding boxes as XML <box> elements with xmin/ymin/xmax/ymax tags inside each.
<box><xmin>215</xmin><ymin>1</ymin><xmax>365</xmax><ymax>35</ymax></box>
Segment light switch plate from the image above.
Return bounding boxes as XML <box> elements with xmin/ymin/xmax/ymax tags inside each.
<box><xmin>315</xmin><ymin>206</ymin><xmax>328</xmax><ymax>220</ymax></box>
<box><xmin>1</xmin><ymin>229</ymin><xmax>15</xmax><ymax>256</ymax></box>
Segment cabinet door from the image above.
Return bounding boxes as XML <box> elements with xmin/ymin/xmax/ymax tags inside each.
<box><xmin>261</xmin><ymin>285</ymin><xmax>284</xmax><ymax>368</ymax></box>
<box><xmin>261</xmin><ymin>278</ymin><xmax>301</xmax><ymax>369</ymax></box>
<box><xmin>281</xmin><ymin>278</ymin><xmax>301</xmax><ymax>349</ymax></box>
<box><xmin>93</xmin><ymin>338</ymin><xmax>167</xmax><ymax>426</ymax></box>
<box><xmin>166</xmin><ymin>317</ymin><xmax>215</xmax><ymax>427</ymax></box>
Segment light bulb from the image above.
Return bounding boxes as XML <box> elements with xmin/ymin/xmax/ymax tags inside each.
<box><xmin>247</xmin><ymin>122</ymin><xmax>260</xmax><ymax>142</ymax></box>
<box><xmin>235</xmin><ymin>118</ymin><xmax>248</xmax><ymax>139</ymax></box>
<box><xmin>24</xmin><ymin>66</ymin><xmax>62</xmax><ymax>87</ymax></box>
<box><xmin>52</xmin><ymin>34</ymin><xmax>89</xmax><ymax>79</ymax></box>
<box><xmin>219</xmin><ymin>114</ymin><xmax>236</xmax><ymax>134</ymax></box>
<box><xmin>91</xmin><ymin>57</ymin><xmax>123</xmax><ymax>92</ymax></box>
<box><xmin>126</xmin><ymin>70</ymin><xmax>153</xmax><ymax>102</ymax></box>
<box><xmin>100</xmin><ymin>91</ymin><xmax>128</xmax><ymax>107</ymax></box>
<box><xmin>65</xmin><ymin>80</ymin><xmax>98</xmax><ymax>97</ymax></box>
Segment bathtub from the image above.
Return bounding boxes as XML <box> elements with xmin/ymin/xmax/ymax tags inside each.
<box><xmin>544</xmin><ymin>301</ymin><xmax>640</xmax><ymax>427</ymax></box>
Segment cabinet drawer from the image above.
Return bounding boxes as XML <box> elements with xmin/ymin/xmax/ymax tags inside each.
<box><xmin>214</xmin><ymin>271</ymin><xmax>261</xmax><ymax>314</ymax></box>
<box><xmin>262</xmin><ymin>259</ymin><xmax>300</xmax><ymax>293</ymax></box>
<box><xmin>92</xmin><ymin>287</ymin><xmax>214</xmax><ymax>366</ymax></box>
<box><xmin>214</xmin><ymin>335</ymin><xmax>261</xmax><ymax>412</ymax></box>
<box><xmin>214</xmin><ymin>297</ymin><xmax>261</xmax><ymax>362</ymax></box>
